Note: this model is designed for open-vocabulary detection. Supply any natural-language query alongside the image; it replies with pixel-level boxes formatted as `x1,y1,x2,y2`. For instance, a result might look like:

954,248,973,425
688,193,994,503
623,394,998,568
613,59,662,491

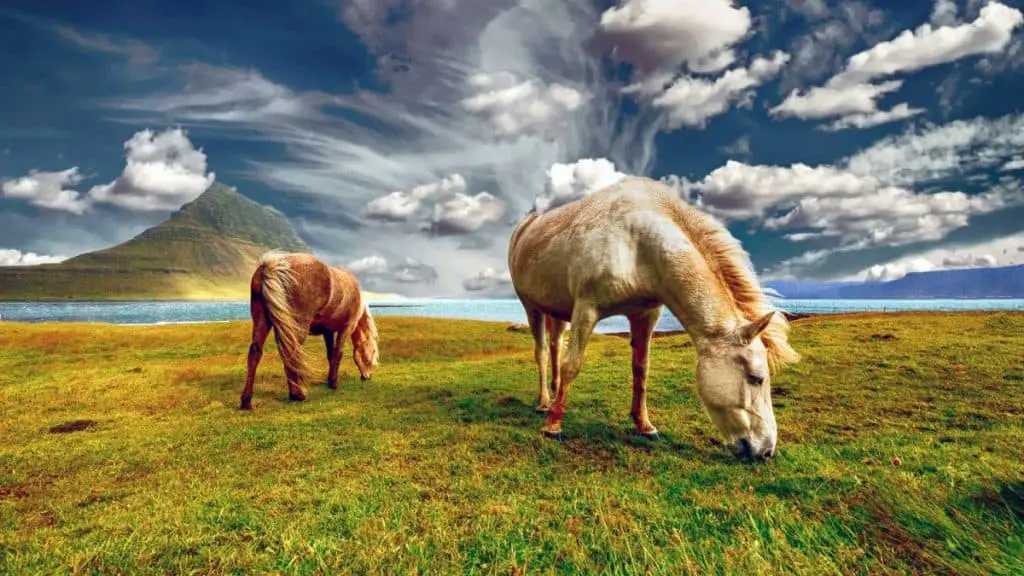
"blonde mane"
669,203,800,373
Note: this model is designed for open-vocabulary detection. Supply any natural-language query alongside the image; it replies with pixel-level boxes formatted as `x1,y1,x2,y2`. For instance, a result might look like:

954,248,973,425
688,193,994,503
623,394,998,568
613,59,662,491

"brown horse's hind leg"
542,301,599,439
241,296,271,410
326,329,343,389
628,307,662,439
524,305,551,412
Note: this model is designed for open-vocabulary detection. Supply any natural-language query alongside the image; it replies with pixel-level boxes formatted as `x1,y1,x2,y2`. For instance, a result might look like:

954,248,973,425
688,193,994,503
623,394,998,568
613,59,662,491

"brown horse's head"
352,304,379,380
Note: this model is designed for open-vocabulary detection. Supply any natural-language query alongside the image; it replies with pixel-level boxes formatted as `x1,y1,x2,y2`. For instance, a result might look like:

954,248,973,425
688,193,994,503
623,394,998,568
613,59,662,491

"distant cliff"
764,264,1024,299
0,182,379,301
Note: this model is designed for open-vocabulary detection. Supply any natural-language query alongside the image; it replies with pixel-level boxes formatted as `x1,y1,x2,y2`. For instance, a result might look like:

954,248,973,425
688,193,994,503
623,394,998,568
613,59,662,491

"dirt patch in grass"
854,333,898,343
0,485,30,500
974,481,1024,522
48,419,97,434
857,497,956,576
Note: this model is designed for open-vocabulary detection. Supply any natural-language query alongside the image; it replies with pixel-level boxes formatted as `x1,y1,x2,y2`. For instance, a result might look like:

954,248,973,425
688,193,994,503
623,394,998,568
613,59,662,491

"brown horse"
240,251,380,410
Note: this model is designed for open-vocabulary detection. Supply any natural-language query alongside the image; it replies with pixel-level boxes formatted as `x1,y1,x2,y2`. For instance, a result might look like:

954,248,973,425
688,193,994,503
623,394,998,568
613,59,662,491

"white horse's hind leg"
524,305,551,412
628,307,662,439
541,301,599,439
547,316,567,399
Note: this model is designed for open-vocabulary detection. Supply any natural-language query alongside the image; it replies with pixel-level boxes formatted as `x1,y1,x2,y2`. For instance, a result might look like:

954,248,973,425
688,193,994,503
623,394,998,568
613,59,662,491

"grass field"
1,312,1022,575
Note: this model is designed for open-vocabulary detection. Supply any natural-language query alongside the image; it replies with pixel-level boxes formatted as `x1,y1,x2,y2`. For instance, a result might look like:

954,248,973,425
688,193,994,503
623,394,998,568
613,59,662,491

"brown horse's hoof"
638,431,660,441
542,430,564,442
536,405,551,414
240,398,252,411
327,381,339,390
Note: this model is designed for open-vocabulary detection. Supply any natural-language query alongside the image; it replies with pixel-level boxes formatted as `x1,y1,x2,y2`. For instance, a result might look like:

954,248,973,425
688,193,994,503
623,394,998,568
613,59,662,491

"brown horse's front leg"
628,308,661,439
241,298,270,410
326,329,343,389
542,301,599,440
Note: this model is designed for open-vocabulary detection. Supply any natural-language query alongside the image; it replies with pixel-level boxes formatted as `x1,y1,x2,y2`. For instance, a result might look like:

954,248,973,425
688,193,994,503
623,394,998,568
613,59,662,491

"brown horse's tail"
259,251,311,382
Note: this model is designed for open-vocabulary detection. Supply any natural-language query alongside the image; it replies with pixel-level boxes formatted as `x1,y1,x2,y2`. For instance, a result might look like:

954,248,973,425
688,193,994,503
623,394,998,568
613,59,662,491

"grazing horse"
507,176,800,461
240,251,380,410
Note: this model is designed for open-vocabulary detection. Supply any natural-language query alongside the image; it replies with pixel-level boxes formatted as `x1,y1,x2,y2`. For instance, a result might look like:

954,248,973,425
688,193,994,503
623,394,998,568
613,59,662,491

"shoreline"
602,311,819,339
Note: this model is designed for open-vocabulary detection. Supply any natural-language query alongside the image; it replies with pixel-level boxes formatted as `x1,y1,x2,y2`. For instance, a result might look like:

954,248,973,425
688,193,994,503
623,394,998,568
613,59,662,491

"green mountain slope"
0,183,313,301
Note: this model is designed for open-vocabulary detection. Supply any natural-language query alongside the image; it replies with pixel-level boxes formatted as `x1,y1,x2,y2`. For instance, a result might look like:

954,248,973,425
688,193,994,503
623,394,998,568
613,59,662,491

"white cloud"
460,73,587,140
596,0,752,75
0,248,68,266
689,157,1018,278
839,2,1021,83
942,253,998,268
462,266,513,292
694,160,878,221
534,157,627,212
1,167,91,214
823,103,927,131
347,255,389,276
430,192,505,235
648,51,790,130
346,254,438,285
863,257,937,281
777,2,888,94
931,0,960,27
363,173,504,234
1001,157,1024,171
772,2,1024,129
787,0,829,20
364,191,422,222
54,25,159,71
87,128,216,212
772,79,904,120
4,128,216,215
720,135,752,158
842,112,1024,187
849,230,1024,281
112,64,321,125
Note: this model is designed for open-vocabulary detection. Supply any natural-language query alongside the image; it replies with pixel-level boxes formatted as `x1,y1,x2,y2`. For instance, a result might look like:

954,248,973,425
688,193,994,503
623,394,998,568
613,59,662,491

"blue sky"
1,0,1023,297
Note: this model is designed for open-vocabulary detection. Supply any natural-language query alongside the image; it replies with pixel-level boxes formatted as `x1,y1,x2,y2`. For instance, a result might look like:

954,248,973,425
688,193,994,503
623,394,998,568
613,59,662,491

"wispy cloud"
772,2,1024,130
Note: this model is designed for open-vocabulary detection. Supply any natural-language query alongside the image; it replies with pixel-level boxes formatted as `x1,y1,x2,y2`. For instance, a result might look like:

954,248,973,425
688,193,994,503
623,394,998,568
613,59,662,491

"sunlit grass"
0,312,1022,574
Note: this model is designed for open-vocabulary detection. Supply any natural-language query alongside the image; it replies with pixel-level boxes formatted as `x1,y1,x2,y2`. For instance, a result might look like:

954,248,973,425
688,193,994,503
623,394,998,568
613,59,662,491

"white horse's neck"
667,255,744,344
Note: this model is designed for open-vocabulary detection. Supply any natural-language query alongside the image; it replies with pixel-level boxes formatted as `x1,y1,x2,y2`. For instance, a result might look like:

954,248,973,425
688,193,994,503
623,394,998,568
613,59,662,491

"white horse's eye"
746,372,764,386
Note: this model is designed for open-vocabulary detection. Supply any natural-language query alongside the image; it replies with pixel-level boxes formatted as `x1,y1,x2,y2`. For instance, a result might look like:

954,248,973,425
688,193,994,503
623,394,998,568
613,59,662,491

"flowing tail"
259,252,311,383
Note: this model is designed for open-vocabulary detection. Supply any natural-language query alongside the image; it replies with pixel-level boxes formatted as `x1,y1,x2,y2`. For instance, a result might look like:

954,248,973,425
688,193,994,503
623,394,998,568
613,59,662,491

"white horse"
507,176,800,461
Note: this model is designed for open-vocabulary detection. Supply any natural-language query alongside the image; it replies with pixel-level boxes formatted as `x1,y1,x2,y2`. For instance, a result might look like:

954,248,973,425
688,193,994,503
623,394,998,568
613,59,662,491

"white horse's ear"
741,311,775,344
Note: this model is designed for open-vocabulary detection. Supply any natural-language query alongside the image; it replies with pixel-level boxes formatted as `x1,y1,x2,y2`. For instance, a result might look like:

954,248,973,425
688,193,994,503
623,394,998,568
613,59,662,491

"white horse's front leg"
628,307,662,439
547,316,567,400
542,301,599,440
524,306,550,412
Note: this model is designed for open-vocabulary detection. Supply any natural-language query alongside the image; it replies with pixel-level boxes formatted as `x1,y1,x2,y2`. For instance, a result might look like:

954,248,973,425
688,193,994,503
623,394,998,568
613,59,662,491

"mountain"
764,264,1024,299
0,183,400,301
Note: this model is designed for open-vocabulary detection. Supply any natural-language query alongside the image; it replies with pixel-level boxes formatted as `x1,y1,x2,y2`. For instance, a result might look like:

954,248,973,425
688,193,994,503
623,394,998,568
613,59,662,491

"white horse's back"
509,177,697,314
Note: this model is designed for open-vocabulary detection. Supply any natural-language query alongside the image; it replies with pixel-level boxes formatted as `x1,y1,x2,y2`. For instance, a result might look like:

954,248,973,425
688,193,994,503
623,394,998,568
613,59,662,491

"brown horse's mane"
667,200,800,373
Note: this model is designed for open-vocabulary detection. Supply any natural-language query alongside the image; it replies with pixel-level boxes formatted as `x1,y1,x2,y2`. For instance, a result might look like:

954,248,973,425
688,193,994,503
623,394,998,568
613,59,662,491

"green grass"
1,311,1022,575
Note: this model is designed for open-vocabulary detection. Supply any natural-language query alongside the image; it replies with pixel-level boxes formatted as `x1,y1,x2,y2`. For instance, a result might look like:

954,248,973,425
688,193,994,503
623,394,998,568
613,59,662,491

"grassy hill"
0,312,1021,574
0,183,398,301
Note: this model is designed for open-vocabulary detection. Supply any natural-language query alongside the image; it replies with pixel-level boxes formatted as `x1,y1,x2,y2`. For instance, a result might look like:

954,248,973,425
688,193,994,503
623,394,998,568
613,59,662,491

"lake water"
1,298,1022,334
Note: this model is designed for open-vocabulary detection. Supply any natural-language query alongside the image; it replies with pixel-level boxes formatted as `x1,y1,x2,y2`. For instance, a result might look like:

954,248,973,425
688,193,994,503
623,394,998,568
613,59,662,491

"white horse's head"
695,311,778,462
